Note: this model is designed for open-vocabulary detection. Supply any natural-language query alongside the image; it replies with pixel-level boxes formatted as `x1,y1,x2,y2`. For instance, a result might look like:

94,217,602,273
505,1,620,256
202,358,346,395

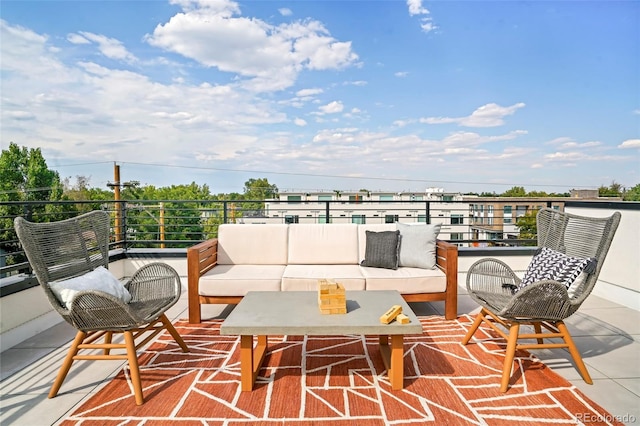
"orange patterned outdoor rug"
62,315,621,425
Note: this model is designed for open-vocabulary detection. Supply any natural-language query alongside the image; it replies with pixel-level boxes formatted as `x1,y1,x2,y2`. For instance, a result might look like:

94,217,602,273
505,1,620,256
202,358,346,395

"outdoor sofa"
187,223,458,323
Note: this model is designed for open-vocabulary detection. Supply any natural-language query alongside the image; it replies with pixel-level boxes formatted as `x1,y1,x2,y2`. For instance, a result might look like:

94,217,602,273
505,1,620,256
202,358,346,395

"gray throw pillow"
360,230,400,270
396,223,442,269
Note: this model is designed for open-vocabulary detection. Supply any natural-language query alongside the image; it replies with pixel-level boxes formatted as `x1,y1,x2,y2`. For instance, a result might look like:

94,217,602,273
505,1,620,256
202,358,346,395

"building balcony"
1,201,638,424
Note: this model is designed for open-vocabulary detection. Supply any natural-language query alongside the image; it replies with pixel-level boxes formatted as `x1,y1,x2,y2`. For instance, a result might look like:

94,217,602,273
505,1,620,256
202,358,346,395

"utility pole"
107,163,139,248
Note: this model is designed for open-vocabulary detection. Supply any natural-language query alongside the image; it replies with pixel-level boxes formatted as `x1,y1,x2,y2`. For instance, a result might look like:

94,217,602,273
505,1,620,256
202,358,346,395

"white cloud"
296,88,323,97
422,102,526,128
406,0,437,33
619,139,640,149
74,31,138,63
67,33,90,44
318,101,344,114
394,71,409,78
278,8,292,16
145,0,358,92
407,0,429,16
294,117,307,126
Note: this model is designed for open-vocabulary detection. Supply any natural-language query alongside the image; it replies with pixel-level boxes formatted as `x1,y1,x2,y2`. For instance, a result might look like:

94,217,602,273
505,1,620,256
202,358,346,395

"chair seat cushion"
517,247,593,292
49,266,132,309
199,264,285,297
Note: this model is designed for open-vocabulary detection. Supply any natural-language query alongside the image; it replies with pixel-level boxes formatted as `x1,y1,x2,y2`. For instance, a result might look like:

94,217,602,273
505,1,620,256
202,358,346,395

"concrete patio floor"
1,283,639,425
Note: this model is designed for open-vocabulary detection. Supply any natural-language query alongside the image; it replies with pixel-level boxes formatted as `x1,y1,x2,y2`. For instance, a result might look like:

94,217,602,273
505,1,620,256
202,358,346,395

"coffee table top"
220,290,423,336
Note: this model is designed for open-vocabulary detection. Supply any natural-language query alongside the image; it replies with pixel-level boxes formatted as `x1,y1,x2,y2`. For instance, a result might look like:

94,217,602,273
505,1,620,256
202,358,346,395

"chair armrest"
127,262,181,302
436,239,458,319
187,238,218,323
466,258,520,294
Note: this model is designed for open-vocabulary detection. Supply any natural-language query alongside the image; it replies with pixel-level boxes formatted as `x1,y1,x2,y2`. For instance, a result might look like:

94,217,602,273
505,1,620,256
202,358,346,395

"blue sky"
1,0,638,194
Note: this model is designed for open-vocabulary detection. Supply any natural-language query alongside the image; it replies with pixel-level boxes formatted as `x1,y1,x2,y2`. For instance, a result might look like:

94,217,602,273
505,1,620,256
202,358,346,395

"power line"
118,161,591,189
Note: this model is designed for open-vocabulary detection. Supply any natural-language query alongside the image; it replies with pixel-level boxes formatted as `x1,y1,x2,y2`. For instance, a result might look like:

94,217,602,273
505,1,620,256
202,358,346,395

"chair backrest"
535,208,621,297
14,211,111,310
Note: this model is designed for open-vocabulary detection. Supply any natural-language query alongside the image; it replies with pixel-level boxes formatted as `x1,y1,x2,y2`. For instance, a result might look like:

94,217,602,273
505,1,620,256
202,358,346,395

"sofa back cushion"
288,224,359,264
217,224,289,265
357,224,396,262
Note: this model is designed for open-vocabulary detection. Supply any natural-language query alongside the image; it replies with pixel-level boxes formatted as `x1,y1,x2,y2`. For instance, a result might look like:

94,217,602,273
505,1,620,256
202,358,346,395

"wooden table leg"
379,334,404,390
240,335,268,391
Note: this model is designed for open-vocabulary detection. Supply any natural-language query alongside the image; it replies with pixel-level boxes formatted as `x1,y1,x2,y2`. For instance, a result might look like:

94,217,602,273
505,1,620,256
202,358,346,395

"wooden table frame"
239,333,407,391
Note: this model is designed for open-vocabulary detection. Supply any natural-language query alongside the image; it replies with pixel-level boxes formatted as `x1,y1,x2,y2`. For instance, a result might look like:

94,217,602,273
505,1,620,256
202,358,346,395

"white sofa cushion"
282,264,365,291
360,266,446,293
199,264,285,296
287,224,359,264
217,224,289,265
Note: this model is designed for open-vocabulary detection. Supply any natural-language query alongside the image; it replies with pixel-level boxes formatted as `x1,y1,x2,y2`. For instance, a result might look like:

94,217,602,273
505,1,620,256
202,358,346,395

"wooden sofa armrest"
187,238,218,323
436,239,459,320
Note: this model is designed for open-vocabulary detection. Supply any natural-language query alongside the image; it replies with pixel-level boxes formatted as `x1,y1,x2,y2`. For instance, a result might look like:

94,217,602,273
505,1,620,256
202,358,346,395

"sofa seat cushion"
282,264,365,291
360,266,446,294
199,264,285,297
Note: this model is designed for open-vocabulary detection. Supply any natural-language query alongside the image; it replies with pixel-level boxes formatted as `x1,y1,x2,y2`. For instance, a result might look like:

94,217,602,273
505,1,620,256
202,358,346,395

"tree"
0,142,67,267
598,181,623,198
515,210,537,245
623,183,640,201
243,178,278,200
241,178,279,217
501,186,526,197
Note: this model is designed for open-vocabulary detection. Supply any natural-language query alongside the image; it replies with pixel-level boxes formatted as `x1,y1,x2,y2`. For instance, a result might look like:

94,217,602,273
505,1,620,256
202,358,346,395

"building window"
488,205,494,214
351,215,366,224
318,214,331,224
318,195,332,201
287,195,301,204
451,233,464,240
285,215,299,224
516,205,528,218
349,195,363,204
451,214,463,225
443,195,453,202
503,205,513,224
417,214,427,223
385,214,399,223
379,195,393,201
487,217,493,225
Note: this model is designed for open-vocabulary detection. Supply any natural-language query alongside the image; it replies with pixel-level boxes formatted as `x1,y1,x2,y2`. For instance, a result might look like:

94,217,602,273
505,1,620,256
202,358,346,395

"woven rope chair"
14,211,189,405
461,208,621,392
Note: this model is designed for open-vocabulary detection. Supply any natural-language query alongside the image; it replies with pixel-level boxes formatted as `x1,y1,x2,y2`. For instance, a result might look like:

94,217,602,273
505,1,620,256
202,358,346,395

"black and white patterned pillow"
517,247,592,293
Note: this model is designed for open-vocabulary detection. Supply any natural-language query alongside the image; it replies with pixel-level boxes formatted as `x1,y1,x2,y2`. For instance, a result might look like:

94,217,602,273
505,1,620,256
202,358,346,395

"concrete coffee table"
220,290,423,391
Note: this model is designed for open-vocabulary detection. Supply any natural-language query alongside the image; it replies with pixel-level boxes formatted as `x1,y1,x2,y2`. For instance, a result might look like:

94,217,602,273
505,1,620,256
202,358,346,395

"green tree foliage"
240,178,278,217
515,210,537,245
120,182,214,248
63,175,114,213
598,181,623,198
0,142,66,266
501,186,527,197
623,183,640,201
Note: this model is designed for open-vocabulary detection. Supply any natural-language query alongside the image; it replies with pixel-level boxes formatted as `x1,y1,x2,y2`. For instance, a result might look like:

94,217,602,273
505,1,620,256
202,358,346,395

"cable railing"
1,198,545,282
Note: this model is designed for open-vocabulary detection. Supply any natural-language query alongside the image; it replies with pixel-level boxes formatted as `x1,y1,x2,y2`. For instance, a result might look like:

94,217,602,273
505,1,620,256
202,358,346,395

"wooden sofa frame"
187,238,458,323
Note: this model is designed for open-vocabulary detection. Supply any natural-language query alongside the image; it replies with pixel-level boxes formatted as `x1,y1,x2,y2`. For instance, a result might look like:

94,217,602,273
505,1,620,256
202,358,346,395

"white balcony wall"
566,205,640,311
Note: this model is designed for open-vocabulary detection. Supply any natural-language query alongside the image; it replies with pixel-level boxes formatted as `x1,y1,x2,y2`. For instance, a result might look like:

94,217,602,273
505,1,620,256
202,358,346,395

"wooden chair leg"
557,321,593,384
461,308,486,345
159,314,189,353
104,331,113,355
49,331,86,399
124,331,144,405
500,322,520,392
533,322,544,344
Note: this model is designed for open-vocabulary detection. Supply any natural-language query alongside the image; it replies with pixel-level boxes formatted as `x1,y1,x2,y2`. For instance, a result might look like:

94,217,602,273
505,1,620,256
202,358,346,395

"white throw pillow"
396,223,442,269
49,266,131,309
